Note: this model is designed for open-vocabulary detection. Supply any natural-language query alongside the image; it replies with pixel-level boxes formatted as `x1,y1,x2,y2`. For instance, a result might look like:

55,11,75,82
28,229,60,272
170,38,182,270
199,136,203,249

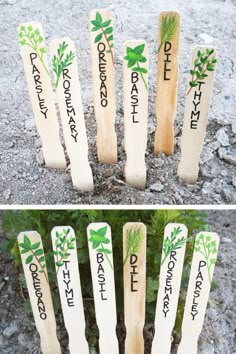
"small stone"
198,33,214,44
25,119,36,131
199,344,214,354
104,168,113,178
150,181,164,192
224,95,231,100
216,128,230,147
232,176,236,188
221,237,232,243
36,150,44,166
232,121,236,134
3,324,18,338
3,189,11,201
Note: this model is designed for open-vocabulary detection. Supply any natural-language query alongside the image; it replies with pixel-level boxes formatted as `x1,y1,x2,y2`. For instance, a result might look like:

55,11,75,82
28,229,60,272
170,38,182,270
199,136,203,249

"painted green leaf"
91,20,100,27
31,242,40,250
97,248,112,254
26,255,33,264
95,33,103,43
92,26,100,32
39,256,45,262
96,12,102,24
131,67,148,74
96,226,107,238
104,27,113,35
24,235,31,248
53,250,58,256
128,59,136,68
134,44,145,55
56,261,64,267
68,245,75,250
92,241,100,249
35,249,43,256
21,248,30,254
102,19,111,27
107,35,113,41
38,270,44,273
190,82,198,87
56,231,60,238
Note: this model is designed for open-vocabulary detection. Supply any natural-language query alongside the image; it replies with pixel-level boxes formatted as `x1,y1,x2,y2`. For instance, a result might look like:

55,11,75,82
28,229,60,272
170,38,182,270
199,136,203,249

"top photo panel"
0,0,235,205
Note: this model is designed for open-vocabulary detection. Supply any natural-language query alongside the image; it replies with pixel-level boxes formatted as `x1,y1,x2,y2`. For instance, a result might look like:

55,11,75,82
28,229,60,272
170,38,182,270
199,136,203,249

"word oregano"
19,235,48,283
88,226,113,270
91,12,114,65
158,14,177,53
195,234,218,284
18,25,49,76
161,226,185,266
123,226,143,266
187,48,217,95
124,44,148,90
52,41,75,87
53,228,75,274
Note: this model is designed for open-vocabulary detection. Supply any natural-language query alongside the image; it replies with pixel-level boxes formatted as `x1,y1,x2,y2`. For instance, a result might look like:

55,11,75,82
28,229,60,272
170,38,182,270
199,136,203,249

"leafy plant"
18,25,49,76
91,12,114,65
161,226,186,266
124,44,148,90
194,233,218,284
52,41,75,87
53,228,75,274
158,14,177,53
88,226,113,270
123,226,143,266
19,235,48,283
187,48,217,95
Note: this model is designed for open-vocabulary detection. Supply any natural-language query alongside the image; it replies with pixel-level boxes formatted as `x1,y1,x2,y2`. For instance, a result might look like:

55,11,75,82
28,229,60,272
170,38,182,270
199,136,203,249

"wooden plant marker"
151,223,188,354
123,223,147,354
18,22,66,169
177,232,220,354
51,226,89,354
50,38,94,191
177,46,218,183
87,223,119,354
90,9,117,164
123,41,149,189
154,11,181,156
17,231,61,354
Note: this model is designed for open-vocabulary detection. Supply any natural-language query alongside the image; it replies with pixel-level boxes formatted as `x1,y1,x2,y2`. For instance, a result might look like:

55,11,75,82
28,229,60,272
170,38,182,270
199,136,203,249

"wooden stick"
154,11,181,156
177,46,217,183
50,38,94,191
90,9,117,164
123,40,149,189
123,222,147,354
87,223,119,354
177,232,220,354
17,231,61,354
18,22,66,169
51,226,89,354
151,223,187,354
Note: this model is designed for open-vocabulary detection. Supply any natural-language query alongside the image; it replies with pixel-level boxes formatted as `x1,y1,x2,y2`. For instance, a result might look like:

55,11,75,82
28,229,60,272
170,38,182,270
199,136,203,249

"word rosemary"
161,226,185,266
18,25,49,76
188,49,217,95
19,235,48,283
91,12,114,65
88,226,113,270
53,228,75,274
158,14,177,54
52,41,75,87
124,44,148,90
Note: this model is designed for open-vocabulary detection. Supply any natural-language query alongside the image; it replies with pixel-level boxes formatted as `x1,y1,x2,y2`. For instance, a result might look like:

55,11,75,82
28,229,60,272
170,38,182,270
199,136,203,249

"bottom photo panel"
0,209,235,354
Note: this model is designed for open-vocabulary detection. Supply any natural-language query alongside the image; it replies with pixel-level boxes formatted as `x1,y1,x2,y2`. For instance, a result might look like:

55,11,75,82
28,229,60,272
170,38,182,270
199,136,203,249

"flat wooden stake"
87,223,119,354
90,9,117,164
18,22,66,169
123,41,149,189
177,46,217,183
123,222,147,354
51,226,89,354
177,232,220,354
17,231,61,354
151,223,187,354
50,38,94,191
154,11,181,156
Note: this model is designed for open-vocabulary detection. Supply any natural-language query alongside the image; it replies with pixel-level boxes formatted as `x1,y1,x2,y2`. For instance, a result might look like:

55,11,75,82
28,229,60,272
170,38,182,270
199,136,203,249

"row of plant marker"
18,9,217,191
18,223,220,354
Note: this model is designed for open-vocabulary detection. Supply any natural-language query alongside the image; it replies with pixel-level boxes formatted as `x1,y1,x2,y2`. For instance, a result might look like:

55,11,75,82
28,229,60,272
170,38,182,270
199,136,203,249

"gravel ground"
0,0,236,205
0,209,235,354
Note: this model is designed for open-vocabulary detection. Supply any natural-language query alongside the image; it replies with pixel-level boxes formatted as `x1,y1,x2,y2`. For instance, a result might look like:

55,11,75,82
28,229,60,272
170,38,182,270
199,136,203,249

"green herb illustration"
187,48,217,95
91,12,114,65
88,226,113,270
195,234,218,284
53,228,75,274
161,227,185,266
19,235,48,283
124,44,148,90
158,14,177,54
123,226,143,266
52,41,75,88
18,25,50,76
